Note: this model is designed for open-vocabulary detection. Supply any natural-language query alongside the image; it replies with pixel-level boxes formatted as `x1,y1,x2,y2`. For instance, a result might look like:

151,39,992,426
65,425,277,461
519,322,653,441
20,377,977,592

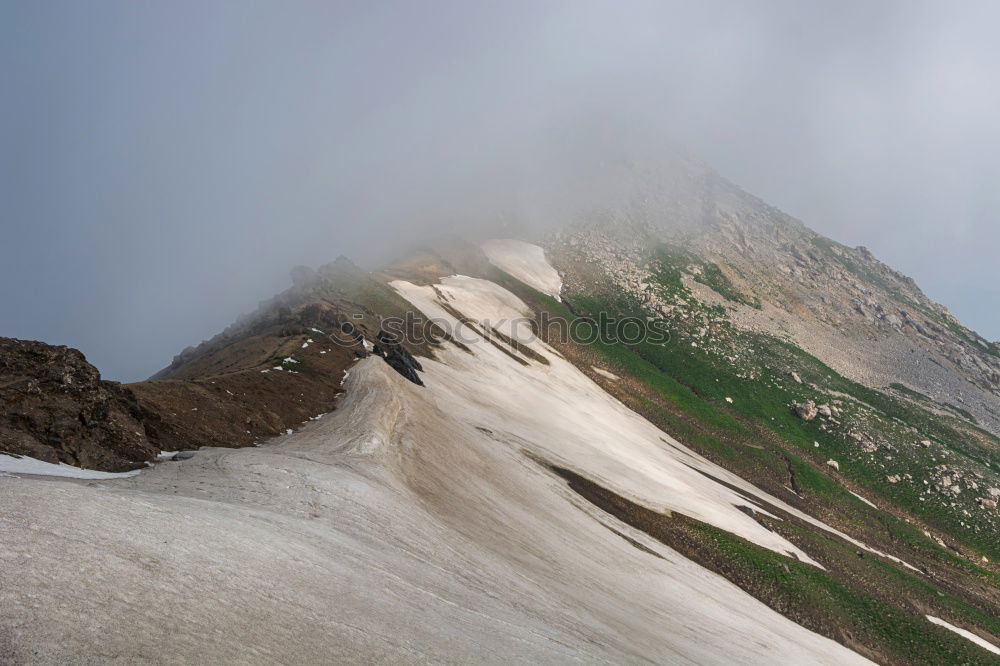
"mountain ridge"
3,161,1000,664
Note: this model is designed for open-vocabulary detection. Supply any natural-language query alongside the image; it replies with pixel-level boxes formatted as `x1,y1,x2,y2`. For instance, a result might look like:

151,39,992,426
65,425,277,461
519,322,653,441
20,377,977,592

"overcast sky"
3,1,999,381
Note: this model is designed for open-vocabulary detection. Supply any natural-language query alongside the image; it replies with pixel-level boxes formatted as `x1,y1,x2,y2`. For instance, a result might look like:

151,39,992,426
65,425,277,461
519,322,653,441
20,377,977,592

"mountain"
2,161,999,665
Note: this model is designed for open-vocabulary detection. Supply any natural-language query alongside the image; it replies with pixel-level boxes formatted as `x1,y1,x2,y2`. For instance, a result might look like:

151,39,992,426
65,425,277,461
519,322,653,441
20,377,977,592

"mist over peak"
3,1,999,380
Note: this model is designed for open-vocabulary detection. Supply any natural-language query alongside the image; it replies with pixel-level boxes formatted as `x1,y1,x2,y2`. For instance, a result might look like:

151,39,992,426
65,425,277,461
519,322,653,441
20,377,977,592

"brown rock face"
0,337,156,472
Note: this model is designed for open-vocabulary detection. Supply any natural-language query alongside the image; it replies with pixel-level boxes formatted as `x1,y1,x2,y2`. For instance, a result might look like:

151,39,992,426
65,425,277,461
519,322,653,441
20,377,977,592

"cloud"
3,0,999,381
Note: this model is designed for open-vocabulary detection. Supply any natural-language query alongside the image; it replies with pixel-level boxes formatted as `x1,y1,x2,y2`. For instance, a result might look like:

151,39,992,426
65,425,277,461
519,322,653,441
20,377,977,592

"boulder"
793,401,818,421
373,329,424,386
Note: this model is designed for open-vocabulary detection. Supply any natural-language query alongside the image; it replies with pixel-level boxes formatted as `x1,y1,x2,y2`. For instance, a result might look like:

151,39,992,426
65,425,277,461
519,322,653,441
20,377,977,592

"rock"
793,401,818,421
790,371,803,384
816,404,833,418
0,337,156,472
373,329,424,386
826,459,840,472
920,440,932,448
172,451,197,461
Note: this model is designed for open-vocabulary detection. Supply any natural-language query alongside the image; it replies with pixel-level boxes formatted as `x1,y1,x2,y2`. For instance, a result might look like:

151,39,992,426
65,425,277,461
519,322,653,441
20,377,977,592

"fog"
3,1,999,381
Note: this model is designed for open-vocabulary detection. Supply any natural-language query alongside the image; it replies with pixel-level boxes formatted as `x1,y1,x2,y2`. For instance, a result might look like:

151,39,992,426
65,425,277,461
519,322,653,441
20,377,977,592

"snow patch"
482,239,562,301
591,366,619,380
0,454,140,480
848,490,878,510
926,615,1000,656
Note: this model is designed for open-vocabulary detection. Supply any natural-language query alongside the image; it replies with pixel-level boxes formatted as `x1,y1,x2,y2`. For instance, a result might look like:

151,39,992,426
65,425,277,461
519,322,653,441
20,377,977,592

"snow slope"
392,275,918,570
0,356,869,665
1,258,880,663
393,275,822,564
482,238,563,300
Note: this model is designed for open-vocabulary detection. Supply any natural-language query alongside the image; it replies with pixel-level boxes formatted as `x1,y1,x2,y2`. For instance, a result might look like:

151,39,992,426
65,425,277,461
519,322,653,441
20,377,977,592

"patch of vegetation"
891,382,933,403
651,244,760,308
695,261,762,309
944,403,980,425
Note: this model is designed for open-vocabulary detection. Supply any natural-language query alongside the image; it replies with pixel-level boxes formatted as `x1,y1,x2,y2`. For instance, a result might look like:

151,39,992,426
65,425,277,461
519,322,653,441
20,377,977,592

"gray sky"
3,1,999,381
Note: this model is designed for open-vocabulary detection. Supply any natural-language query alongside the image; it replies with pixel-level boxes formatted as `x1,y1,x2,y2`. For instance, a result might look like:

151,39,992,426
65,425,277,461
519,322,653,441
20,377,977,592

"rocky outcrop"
0,338,156,472
374,329,424,386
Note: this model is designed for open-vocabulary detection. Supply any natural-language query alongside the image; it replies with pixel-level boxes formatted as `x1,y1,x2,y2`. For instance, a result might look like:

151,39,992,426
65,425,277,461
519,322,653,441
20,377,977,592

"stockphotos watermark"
331,311,672,348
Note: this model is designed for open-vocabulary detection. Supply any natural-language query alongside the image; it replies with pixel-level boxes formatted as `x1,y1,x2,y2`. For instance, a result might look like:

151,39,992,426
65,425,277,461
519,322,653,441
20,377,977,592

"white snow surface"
0,454,140,479
849,489,879,509
591,365,620,380
926,615,1000,656
392,276,911,571
1,274,886,664
482,238,562,300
